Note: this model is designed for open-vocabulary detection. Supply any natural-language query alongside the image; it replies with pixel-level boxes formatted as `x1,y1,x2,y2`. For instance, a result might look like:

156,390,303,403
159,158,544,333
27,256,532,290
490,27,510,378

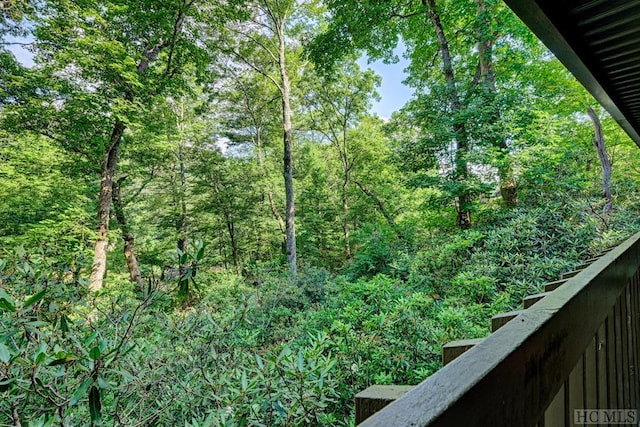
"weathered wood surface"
355,385,415,424
523,292,550,309
561,269,582,280
359,232,640,427
491,309,524,332
544,279,568,292
442,338,484,366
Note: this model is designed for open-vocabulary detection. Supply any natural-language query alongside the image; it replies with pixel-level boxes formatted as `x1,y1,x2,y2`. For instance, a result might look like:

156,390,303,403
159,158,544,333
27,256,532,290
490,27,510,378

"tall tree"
587,106,613,215
112,177,143,286
3,0,224,290
219,72,287,244
424,0,471,228
474,0,517,206
303,61,380,257
310,0,475,228
221,0,319,277
311,0,530,227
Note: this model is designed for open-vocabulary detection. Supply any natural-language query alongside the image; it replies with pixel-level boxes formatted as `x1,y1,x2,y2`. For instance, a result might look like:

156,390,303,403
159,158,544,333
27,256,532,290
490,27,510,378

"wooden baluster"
607,308,618,409
596,323,607,410
584,336,597,410
567,356,585,425
544,384,565,427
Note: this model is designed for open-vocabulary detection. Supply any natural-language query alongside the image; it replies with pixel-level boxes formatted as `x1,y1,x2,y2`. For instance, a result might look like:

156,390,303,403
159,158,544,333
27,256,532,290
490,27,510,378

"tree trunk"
177,141,189,253
341,134,352,259
354,180,404,240
587,106,613,215
342,178,351,259
212,179,239,270
277,23,297,279
255,128,287,236
11,405,20,427
112,178,143,287
89,119,125,292
425,0,472,229
87,6,189,292
475,0,517,206
225,214,239,269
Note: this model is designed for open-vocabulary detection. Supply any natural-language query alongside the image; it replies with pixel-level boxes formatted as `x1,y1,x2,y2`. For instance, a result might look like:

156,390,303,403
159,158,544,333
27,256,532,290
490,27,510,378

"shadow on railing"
356,233,640,426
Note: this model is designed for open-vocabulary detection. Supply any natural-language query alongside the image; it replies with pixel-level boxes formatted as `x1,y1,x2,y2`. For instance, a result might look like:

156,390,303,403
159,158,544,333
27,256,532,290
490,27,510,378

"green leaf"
60,314,69,333
84,331,98,346
119,343,137,358
296,350,304,372
48,355,77,366
89,385,102,424
115,369,135,382
22,289,47,309
274,401,286,417
97,376,110,389
195,242,205,261
89,346,101,360
0,289,16,312
241,370,247,390
34,342,47,365
202,412,216,427
0,329,18,344
69,378,91,406
0,342,10,363
26,321,48,328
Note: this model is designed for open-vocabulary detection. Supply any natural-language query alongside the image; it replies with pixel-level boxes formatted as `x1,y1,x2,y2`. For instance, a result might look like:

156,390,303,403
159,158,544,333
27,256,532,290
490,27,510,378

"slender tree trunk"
177,142,188,253
112,178,143,286
257,136,287,256
89,119,125,292
277,24,297,279
475,0,517,206
342,177,351,259
255,129,287,235
225,214,239,269
587,106,613,214
212,179,239,270
340,125,352,259
354,180,404,240
11,405,20,427
425,0,471,229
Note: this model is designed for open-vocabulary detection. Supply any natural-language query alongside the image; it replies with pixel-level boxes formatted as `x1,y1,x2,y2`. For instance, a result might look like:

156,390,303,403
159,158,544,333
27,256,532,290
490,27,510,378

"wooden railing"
357,232,640,426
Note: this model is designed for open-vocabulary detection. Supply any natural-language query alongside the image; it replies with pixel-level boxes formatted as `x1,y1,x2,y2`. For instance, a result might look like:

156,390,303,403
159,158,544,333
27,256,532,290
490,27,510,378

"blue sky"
357,48,413,118
4,36,34,67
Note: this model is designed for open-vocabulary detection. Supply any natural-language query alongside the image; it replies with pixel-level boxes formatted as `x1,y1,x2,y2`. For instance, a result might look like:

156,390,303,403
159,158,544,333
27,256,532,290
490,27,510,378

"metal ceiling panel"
504,0,640,146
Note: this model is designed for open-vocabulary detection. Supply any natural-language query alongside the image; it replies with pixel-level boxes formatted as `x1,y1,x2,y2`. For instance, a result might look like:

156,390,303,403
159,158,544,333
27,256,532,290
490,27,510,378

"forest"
2,0,640,425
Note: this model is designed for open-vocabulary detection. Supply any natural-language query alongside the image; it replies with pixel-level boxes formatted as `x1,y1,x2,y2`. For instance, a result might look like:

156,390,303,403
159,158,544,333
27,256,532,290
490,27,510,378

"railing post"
355,385,414,424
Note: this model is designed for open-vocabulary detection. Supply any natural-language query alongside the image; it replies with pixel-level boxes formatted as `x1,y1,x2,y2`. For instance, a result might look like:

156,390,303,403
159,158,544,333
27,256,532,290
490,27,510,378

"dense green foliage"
3,192,640,425
3,0,640,425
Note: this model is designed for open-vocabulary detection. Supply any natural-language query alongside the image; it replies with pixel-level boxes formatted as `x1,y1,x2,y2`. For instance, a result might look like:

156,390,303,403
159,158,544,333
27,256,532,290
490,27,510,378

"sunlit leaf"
0,342,10,363
22,289,47,309
69,378,91,406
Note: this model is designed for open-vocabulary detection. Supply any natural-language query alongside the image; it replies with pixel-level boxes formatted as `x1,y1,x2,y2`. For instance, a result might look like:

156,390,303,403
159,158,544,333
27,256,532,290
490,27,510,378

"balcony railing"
357,232,640,426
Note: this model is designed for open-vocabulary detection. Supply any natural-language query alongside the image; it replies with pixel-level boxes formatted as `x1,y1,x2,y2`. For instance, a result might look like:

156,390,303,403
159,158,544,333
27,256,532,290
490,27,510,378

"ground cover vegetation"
2,0,640,425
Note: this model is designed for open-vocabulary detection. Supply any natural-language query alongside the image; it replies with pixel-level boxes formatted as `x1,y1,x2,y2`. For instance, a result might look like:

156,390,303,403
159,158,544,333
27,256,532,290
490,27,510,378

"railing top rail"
360,232,640,427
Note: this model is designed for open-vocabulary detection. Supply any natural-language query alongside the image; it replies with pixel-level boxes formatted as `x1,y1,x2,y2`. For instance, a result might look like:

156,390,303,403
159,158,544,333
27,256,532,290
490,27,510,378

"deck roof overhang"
503,0,640,147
